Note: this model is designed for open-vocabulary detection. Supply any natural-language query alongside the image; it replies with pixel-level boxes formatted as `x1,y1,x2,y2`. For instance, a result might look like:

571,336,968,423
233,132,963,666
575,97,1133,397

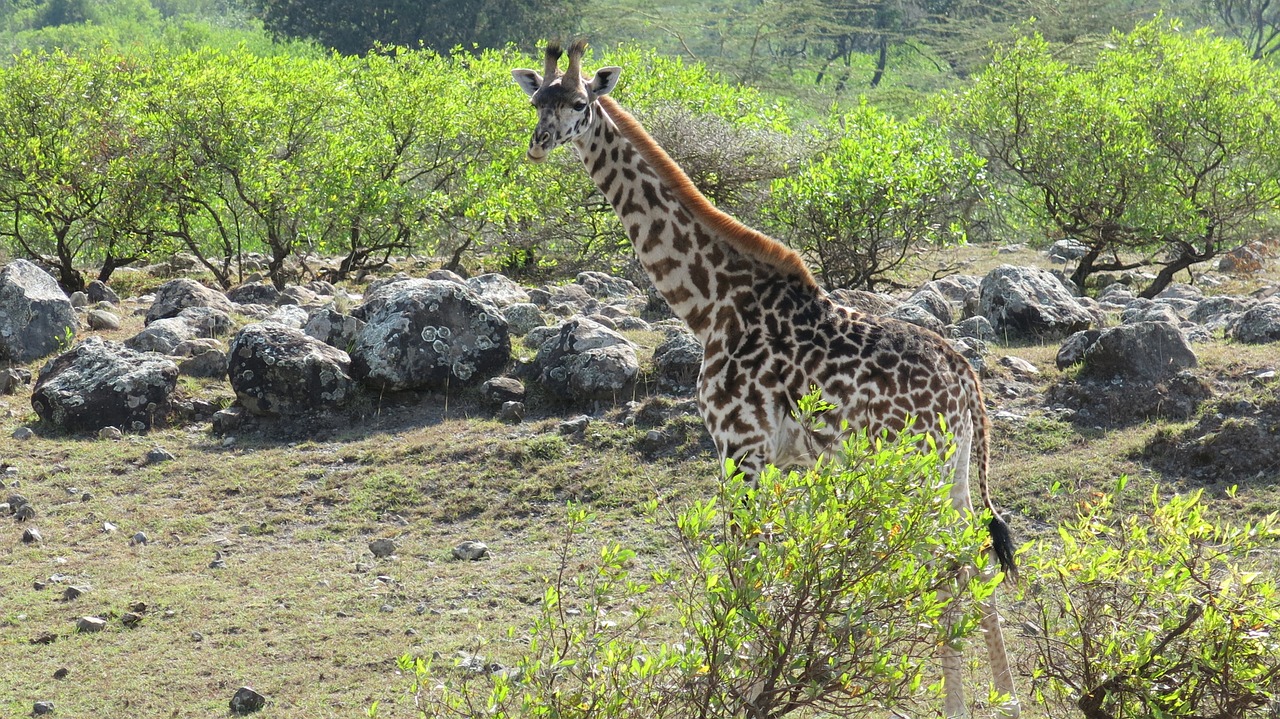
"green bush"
396,425,999,719
1016,478,1280,719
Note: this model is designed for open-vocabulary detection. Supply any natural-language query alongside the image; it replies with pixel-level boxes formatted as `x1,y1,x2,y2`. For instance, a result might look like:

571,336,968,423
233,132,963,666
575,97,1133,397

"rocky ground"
1,242,1278,717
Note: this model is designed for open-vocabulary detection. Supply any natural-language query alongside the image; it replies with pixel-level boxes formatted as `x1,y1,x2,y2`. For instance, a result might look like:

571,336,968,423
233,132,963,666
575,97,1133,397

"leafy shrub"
1016,478,1280,719
765,103,985,292
397,426,999,719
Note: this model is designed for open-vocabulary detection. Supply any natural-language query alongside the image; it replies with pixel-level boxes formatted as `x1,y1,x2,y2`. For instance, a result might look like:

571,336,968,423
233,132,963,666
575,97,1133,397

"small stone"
451,540,489,561
103,522,118,533
14,503,35,521
13,426,34,441
209,551,227,569
121,612,144,628
191,631,204,642
368,538,396,558
53,667,69,680
128,601,148,614
380,604,395,612
33,580,47,590
33,700,55,715
145,447,176,464
130,532,148,546
0,503,8,515
22,527,42,544
98,426,123,441
558,415,590,435
229,686,266,715
62,585,89,601
30,632,57,645
76,616,107,633
498,401,525,423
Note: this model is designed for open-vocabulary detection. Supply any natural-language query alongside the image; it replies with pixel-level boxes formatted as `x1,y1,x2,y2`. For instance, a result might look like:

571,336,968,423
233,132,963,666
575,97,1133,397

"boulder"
886,303,947,336
1079,322,1197,381
652,330,703,393
226,281,281,306
125,317,195,355
1055,329,1103,370
1047,238,1090,263
145,279,234,324
86,309,122,331
31,337,178,432
266,304,309,329
278,285,320,307
303,308,365,350
1190,296,1250,328
978,265,1094,341
466,273,530,308
827,288,897,315
350,279,510,391
0,259,78,363
575,271,639,299
534,317,638,401
902,286,953,325
501,303,547,337
952,316,996,342
85,280,120,305
1227,301,1280,344
228,323,357,416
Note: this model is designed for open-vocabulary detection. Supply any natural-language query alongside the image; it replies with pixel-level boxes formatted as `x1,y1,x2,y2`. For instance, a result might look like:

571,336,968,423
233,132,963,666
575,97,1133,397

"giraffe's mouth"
526,147,549,163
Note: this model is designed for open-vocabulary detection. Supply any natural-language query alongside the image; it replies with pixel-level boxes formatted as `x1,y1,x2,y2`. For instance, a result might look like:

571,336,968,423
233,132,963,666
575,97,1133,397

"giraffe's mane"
597,95,819,292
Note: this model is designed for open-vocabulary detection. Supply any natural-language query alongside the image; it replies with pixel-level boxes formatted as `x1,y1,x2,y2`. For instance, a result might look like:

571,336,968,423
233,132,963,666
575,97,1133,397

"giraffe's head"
511,40,620,163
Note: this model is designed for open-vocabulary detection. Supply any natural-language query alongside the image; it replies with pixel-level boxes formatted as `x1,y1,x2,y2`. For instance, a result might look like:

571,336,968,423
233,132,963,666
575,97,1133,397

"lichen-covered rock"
228,323,357,416
350,279,510,391
303,308,365,350
887,302,948,336
501,303,547,337
226,281,281,306
1080,322,1197,381
575,271,639,299
978,265,1094,340
266,304,309,329
652,330,702,393
903,285,955,325
1227,300,1280,344
466,273,529,308
0,259,77,363
535,317,638,401
31,337,178,432
145,279,234,324
1055,329,1103,370
125,317,195,355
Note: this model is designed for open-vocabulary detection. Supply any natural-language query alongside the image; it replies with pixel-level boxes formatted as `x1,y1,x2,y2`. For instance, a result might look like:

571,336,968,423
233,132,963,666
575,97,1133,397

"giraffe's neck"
572,107,727,339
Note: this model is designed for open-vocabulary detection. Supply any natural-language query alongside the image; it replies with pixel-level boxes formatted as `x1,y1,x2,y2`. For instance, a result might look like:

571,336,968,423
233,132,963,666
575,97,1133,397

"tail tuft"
988,514,1018,582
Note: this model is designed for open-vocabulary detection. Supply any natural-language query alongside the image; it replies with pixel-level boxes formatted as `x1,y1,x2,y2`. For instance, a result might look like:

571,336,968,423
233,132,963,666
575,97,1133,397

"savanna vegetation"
2,1,1280,718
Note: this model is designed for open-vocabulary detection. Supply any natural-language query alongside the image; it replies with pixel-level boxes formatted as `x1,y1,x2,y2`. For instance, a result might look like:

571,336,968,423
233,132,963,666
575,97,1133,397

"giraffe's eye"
573,102,588,112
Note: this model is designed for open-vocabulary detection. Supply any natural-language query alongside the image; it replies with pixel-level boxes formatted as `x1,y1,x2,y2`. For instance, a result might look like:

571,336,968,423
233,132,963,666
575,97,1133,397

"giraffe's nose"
533,130,552,148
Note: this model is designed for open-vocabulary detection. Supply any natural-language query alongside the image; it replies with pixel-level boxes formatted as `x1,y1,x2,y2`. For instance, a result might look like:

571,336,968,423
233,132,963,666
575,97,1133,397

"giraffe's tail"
971,374,1018,583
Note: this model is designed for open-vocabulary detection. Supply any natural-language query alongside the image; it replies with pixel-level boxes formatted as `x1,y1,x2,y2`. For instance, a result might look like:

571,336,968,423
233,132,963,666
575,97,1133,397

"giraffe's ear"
511,69,542,98
588,67,621,98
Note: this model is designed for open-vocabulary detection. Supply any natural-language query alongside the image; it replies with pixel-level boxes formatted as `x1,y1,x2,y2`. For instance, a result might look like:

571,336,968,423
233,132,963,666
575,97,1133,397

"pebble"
13,426,34,440
191,631,204,642
62,586,89,601
368,538,396,558
98,426,123,441
130,532,148,546
33,701,54,715
103,522,118,533
229,686,266,715
121,612,144,628
14,503,35,521
145,447,176,464
53,667,68,680
498,401,525,423
22,527,42,544
558,415,590,435
209,551,227,569
451,540,489,561
76,616,107,633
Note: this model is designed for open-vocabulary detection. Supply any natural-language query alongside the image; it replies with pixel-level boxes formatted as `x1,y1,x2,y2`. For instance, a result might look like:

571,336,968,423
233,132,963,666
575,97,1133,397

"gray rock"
1190,296,1250,327
279,284,320,307
559,415,591,435
212,407,245,435
131,532,148,546
0,367,28,394
266,304,310,329
145,447,175,464
15,503,35,521
501,303,546,337
22,527,41,544
828,288,898,315
229,323,358,416
482,377,526,404
466,273,530,308
426,269,466,284
903,286,953,325
949,336,988,376
230,686,266,715
176,306,233,337
452,540,489,561
226,281,281,306
69,291,89,308
0,259,78,363
1047,238,1090,263
1080,322,1197,381
534,318,638,401
979,265,1094,340
144,278,234,324
350,279,510,391
125,317,195,354
998,355,1040,379
1227,301,1280,344
86,309,122,331
1123,303,1181,325
62,585,88,601
85,280,120,305
575,271,638,299
498,401,525,423
652,330,702,393
178,349,228,379
31,337,178,432
1056,330,1103,370
952,316,996,342
76,616,106,632
303,308,365,350
33,701,55,715
98,426,123,441
616,316,652,332
13,426,35,440
368,538,397,558
886,303,948,336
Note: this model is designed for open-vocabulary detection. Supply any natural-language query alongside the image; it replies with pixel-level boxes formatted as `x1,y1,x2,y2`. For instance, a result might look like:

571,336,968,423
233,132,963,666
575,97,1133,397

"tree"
1211,0,1280,58
251,0,583,56
949,22,1280,297
765,103,985,292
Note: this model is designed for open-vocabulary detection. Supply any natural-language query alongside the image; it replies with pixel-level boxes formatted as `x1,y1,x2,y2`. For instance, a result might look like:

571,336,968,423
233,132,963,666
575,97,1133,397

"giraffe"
512,40,1020,718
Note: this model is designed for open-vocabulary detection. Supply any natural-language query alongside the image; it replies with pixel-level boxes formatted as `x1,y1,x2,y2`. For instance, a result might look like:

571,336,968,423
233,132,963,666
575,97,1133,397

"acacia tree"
765,104,984,292
949,22,1280,297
